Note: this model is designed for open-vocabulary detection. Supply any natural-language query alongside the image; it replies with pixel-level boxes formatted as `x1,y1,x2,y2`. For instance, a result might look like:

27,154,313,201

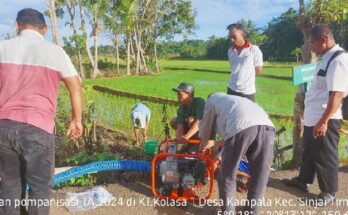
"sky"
0,0,299,44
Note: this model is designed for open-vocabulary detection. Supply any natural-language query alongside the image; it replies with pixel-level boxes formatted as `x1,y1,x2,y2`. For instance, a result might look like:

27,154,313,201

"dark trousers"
298,119,341,193
227,88,255,102
0,119,55,215
218,125,275,214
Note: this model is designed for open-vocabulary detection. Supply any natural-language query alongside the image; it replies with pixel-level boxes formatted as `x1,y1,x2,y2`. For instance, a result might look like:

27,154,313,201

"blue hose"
54,160,150,186
0,160,150,195
238,160,249,173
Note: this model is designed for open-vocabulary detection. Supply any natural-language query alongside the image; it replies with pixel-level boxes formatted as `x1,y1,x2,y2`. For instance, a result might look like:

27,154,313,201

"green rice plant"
160,59,294,77
85,69,296,115
57,86,348,162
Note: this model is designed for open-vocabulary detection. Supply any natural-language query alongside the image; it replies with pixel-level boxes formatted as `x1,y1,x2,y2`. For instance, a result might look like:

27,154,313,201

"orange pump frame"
151,138,215,201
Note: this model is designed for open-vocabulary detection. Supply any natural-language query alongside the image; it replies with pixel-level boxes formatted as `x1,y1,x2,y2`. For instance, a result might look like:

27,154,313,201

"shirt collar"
321,44,341,61
19,29,45,40
232,40,250,50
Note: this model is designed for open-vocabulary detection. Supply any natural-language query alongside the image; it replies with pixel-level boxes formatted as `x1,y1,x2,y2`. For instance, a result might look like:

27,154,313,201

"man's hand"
199,140,216,152
338,127,348,135
313,121,327,139
313,91,344,139
214,140,224,147
66,120,83,140
177,135,188,143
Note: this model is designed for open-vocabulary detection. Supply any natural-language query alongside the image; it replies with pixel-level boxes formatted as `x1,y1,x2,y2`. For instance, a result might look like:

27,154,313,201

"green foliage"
206,36,230,60
179,40,207,58
66,150,121,166
85,62,296,115
68,174,96,187
291,47,302,63
63,149,121,187
155,0,197,40
63,34,85,58
261,8,303,61
236,19,268,45
306,0,348,24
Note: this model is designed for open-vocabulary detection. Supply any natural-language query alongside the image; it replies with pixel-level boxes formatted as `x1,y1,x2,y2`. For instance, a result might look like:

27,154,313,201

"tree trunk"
130,34,136,62
91,3,100,78
114,35,120,76
78,0,95,72
140,48,148,73
92,33,100,78
46,0,61,46
154,41,160,73
77,52,85,79
292,0,318,168
134,29,141,75
65,0,85,79
126,35,131,76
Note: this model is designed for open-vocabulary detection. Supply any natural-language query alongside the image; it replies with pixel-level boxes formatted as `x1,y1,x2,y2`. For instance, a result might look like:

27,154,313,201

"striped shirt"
0,30,78,133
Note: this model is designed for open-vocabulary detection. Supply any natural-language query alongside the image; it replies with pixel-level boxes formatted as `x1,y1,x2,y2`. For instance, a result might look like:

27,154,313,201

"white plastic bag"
65,186,114,212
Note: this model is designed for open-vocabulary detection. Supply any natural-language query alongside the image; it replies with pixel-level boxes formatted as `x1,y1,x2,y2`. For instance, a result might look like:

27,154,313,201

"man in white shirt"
227,23,263,102
199,93,275,214
283,24,348,206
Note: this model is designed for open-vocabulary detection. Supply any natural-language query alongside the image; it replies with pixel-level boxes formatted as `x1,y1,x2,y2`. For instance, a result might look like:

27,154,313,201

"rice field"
85,70,296,115
56,59,348,162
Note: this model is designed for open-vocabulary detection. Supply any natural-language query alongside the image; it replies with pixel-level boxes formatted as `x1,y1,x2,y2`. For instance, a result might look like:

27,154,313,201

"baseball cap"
172,82,194,94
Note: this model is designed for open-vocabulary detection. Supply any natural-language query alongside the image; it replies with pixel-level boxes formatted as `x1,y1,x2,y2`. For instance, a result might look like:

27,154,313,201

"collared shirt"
176,97,205,125
131,103,150,115
304,45,348,126
131,103,151,119
227,42,263,95
130,103,151,128
199,93,274,148
0,30,78,133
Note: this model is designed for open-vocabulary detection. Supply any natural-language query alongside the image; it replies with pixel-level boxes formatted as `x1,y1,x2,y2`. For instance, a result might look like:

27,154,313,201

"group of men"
0,7,348,215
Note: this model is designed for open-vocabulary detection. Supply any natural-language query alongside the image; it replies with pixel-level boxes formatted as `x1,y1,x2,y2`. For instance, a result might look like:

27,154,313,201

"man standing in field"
283,24,348,206
0,8,83,215
130,103,151,146
199,93,275,214
170,82,205,142
227,23,263,102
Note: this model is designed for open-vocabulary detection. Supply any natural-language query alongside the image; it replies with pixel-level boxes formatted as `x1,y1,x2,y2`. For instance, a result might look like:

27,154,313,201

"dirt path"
50,165,348,215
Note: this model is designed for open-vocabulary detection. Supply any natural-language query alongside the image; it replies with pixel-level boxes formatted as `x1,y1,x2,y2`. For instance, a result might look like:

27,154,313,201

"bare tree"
78,0,95,73
65,0,85,79
46,0,61,46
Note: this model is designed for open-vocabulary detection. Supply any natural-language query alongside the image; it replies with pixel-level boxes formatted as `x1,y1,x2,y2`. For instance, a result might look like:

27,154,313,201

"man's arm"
253,45,263,75
183,119,199,140
313,91,343,138
199,102,215,150
63,76,83,140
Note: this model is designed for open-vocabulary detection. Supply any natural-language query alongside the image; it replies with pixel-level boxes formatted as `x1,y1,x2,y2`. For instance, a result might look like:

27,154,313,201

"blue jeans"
0,119,55,215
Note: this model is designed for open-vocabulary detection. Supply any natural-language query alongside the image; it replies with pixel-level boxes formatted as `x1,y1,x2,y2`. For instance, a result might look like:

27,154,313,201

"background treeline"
152,8,348,61
42,1,348,78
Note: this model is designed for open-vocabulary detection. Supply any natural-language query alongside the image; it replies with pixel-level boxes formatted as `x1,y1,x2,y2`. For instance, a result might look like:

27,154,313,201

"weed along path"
50,165,348,215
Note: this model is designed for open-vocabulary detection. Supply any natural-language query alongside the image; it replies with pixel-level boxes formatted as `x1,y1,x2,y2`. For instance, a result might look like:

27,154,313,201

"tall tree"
46,0,61,46
78,0,95,74
261,8,303,61
62,0,85,79
236,19,267,45
150,0,196,71
86,0,109,78
104,0,123,75
117,0,137,75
